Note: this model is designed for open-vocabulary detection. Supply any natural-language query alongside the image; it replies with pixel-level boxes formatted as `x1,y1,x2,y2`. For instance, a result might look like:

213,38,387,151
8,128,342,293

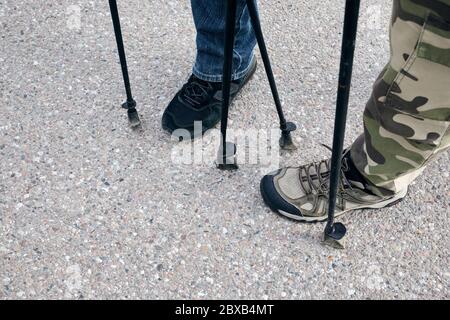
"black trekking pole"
217,0,297,170
323,0,360,249
108,0,141,127
246,0,297,150
217,0,239,170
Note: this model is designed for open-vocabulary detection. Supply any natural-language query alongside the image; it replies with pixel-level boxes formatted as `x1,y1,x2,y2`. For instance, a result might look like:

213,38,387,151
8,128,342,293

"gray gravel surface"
0,0,449,299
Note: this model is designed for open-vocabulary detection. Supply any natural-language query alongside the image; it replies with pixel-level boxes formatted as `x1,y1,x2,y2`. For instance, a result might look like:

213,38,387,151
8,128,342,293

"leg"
161,0,257,138
350,0,450,196
260,0,450,245
191,0,256,82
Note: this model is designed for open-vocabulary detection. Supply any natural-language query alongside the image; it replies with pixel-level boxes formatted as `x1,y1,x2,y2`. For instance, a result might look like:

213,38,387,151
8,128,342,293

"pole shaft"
109,0,133,102
325,0,360,232
246,0,287,128
220,0,238,159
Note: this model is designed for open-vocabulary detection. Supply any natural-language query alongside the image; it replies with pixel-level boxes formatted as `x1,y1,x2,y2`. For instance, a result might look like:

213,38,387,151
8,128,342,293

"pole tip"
216,142,238,170
279,122,298,150
322,222,347,249
128,109,141,128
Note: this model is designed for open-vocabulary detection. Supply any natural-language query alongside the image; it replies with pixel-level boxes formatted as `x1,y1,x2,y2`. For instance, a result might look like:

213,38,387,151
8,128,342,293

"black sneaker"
162,58,257,139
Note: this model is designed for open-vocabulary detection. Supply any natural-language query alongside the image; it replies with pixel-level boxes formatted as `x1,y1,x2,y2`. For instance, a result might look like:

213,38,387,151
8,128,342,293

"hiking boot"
260,150,408,222
161,58,257,139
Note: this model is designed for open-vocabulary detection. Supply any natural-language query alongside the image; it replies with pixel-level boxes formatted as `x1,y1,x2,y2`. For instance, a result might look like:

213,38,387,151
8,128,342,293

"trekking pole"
246,0,297,150
217,0,297,170
108,0,141,127
217,0,239,170
323,0,360,249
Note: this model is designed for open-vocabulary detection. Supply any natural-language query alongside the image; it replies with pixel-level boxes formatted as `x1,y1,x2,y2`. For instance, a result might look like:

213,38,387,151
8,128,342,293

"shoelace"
298,145,353,196
181,76,214,107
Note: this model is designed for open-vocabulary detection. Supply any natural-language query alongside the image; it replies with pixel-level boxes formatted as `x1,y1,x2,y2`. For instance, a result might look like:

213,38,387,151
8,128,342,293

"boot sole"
260,181,408,223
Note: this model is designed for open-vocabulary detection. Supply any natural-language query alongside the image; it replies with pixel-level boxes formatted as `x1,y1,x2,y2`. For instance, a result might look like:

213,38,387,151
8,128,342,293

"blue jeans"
191,0,257,82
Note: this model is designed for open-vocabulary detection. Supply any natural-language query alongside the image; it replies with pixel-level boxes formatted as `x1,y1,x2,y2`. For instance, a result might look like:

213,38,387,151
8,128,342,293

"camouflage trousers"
350,0,450,195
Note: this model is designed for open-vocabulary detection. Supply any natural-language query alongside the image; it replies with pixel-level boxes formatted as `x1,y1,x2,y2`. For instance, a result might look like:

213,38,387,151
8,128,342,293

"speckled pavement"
0,0,448,300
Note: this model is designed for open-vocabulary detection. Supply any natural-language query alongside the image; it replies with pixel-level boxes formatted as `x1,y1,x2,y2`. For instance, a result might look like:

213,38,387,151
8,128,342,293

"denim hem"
193,53,255,82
